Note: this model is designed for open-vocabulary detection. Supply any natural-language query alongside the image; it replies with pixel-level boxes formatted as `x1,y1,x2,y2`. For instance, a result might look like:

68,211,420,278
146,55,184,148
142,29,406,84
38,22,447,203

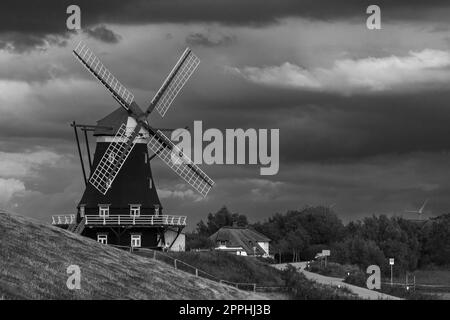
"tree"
185,232,215,250
196,206,248,236
420,214,450,266
346,236,385,268
285,207,345,245
285,227,310,262
252,206,345,262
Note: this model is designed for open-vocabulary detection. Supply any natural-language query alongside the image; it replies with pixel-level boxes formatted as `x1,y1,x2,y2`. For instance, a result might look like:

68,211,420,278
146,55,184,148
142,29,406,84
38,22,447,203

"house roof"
209,226,270,255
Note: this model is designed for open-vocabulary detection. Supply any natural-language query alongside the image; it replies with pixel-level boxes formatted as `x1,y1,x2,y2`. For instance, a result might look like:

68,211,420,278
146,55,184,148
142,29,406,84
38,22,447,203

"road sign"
389,258,394,265
322,250,330,256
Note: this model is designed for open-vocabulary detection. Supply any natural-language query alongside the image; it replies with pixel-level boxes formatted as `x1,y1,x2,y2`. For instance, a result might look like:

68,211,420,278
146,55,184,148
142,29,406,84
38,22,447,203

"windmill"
51,42,214,251
73,42,214,197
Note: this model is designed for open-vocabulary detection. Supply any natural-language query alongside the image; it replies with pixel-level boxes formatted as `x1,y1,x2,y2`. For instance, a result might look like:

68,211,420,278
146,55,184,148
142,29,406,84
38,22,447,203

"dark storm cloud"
0,32,68,53
2,44,450,166
110,49,450,166
83,25,121,44
276,90,450,163
190,78,450,162
1,0,450,51
186,32,236,47
0,33,46,53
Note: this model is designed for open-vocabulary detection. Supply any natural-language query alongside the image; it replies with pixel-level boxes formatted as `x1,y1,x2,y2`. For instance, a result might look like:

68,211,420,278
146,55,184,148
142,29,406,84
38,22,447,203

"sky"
1,0,450,227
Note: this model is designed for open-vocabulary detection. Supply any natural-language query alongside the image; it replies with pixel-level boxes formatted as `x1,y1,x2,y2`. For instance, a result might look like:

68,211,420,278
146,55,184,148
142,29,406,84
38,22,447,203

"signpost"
322,250,331,268
389,258,394,286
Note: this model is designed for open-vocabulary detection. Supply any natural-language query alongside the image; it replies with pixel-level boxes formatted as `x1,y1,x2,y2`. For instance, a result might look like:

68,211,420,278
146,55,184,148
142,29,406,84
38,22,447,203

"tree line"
187,205,450,274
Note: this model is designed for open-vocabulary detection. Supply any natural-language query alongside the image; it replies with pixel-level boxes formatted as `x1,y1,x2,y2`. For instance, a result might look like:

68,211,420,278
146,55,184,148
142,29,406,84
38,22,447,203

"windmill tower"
52,42,214,251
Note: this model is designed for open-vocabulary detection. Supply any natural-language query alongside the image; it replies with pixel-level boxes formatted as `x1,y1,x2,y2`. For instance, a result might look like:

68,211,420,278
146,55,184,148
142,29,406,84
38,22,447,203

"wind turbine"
405,199,428,216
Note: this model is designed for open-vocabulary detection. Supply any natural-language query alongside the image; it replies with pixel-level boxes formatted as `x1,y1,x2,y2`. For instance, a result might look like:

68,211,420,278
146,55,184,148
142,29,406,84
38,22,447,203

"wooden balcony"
52,214,76,225
84,215,187,227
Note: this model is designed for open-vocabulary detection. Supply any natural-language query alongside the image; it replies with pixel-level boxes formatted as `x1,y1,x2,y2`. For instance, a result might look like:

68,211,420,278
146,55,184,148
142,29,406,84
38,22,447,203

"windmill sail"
147,130,214,197
73,42,134,111
147,48,200,117
73,42,213,197
89,123,140,195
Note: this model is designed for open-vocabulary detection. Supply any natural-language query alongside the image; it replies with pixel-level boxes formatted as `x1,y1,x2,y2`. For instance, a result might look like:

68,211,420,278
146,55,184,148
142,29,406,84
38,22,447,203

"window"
130,205,141,217
144,153,148,164
79,205,85,218
99,205,109,217
97,234,107,245
154,205,160,215
149,178,153,189
131,235,141,248
219,241,227,247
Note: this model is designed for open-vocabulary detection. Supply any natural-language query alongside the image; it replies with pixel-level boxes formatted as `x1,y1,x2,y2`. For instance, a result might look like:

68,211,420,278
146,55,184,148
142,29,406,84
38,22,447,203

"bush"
281,265,358,300
344,270,367,288
380,285,439,300
185,233,215,251
308,261,361,278
256,256,277,265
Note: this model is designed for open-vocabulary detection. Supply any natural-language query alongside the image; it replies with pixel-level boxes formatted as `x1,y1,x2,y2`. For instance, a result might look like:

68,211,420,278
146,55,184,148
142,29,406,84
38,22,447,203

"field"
0,210,265,300
394,268,450,299
413,269,450,286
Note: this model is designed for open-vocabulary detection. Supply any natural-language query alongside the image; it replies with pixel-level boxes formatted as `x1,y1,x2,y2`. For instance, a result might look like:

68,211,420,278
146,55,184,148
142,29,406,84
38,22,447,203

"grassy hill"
165,252,358,299
167,251,285,286
0,210,265,300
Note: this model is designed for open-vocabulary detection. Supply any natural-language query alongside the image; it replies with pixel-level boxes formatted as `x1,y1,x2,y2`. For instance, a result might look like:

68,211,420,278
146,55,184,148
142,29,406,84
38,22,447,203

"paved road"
273,262,402,300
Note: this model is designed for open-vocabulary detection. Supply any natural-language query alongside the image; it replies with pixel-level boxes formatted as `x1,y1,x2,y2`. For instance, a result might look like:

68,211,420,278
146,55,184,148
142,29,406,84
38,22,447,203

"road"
273,262,402,300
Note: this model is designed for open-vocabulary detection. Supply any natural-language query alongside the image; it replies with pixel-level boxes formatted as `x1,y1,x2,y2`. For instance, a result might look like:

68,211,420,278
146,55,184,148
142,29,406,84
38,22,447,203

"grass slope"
166,252,358,299
0,211,265,300
168,251,285,286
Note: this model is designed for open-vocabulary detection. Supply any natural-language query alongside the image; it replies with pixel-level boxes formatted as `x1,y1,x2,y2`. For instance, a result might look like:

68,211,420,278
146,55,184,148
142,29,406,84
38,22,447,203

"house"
209,226,271,257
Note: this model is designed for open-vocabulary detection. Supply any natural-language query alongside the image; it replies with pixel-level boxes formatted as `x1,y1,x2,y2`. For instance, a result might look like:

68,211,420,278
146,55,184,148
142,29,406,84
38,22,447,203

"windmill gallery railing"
51,214,76,225
84,215,187,226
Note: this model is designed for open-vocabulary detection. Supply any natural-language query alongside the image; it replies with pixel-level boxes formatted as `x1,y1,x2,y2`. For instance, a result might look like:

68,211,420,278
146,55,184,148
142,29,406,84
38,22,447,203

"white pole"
390,265,393,286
